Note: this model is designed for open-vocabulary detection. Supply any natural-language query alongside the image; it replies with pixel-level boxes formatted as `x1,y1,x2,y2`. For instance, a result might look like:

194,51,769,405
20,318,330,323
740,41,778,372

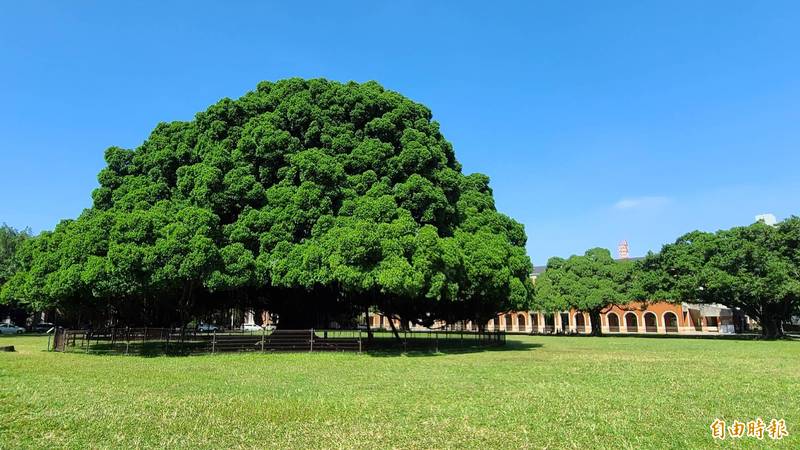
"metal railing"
51,327,505,355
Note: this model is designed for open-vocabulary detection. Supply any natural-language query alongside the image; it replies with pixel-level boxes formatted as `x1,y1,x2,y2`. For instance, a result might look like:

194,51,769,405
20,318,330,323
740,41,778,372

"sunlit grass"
1,334,797,448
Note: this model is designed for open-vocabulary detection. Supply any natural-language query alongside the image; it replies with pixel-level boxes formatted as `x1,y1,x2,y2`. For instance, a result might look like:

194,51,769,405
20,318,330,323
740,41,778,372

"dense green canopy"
533,248,636,335
639,217,800,338
1,79,533,328
0,223,30,286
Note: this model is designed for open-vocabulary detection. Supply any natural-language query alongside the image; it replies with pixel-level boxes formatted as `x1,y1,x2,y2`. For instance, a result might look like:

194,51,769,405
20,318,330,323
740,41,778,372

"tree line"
0,79,534,332
0,78,796,338
534,217,800,339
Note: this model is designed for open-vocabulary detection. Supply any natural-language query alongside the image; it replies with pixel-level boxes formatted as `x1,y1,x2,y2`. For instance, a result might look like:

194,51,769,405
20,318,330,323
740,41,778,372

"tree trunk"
386,314,402,342
589,309,603,336
178,282,195,331
760,314,785,339
364,306,373,340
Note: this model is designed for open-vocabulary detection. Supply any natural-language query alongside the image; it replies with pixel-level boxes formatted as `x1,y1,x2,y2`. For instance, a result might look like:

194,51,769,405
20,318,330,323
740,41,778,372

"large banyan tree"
1,79,533,329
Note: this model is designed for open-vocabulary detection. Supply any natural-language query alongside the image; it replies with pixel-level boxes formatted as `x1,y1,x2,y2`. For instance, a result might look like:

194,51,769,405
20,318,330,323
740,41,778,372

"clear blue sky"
2,1,799,265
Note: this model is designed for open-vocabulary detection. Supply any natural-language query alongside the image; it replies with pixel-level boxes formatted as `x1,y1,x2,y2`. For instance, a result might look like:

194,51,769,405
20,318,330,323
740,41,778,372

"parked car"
197,323,220,332
242,323,264,332
31,322,55,333
0,323,25,334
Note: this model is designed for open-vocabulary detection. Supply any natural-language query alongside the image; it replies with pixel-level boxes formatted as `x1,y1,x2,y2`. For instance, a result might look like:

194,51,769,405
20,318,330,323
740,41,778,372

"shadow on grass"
363,340,543,357
56,338,543,358
59,341,214,358
513,332,798,342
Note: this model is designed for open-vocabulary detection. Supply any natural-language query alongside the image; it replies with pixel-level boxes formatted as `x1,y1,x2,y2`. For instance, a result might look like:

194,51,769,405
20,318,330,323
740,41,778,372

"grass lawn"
1,334,798,449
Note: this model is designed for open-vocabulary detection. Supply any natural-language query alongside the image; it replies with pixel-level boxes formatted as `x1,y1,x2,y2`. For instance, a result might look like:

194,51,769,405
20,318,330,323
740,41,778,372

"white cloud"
613,196,671,210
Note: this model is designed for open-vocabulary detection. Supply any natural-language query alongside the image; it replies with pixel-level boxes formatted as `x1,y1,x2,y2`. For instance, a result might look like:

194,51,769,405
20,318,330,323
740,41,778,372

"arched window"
517,314,527,331
492,316,499,330
644,312,658,332
664,312,679,333
574,313,586,333
607,313,620,332
625,312,639,333
505,314,513,331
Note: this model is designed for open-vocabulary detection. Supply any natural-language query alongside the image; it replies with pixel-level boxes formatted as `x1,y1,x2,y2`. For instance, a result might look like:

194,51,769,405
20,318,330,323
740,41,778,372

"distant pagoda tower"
617,240,629,260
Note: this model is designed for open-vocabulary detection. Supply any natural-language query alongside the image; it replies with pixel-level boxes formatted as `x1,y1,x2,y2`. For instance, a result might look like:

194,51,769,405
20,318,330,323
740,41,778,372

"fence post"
47,333,51,351
309,329,314,353
261,326,266,353
212,330,216,354
125,327,130,355
358,329,362,354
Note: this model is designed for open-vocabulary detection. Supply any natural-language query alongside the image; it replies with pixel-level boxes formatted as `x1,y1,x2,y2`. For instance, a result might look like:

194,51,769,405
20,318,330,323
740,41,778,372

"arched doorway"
664,312,679,333
517,314,527,332
560,312,570,333
505,314,513,331
574,313,586,333
492,316,499,330
644,312,658,333
625,312,639,333
607,313,620,332
531,313,539,332
543,313,555,333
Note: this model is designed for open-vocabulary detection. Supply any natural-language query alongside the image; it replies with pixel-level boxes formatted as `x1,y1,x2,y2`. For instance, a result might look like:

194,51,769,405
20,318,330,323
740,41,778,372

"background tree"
533,248,635,336
1,79,533,329
0,223,31,286
0,223,32,323
639,218,800,339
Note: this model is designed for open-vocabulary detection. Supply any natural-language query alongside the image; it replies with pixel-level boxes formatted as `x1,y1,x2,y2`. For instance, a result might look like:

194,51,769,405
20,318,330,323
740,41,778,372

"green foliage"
0,223,31,286
533,248,636,335
640,217,800,338
1,79,533,327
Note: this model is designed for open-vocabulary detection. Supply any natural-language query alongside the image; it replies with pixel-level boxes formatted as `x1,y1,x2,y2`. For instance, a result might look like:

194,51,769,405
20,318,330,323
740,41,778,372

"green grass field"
1,334,797,449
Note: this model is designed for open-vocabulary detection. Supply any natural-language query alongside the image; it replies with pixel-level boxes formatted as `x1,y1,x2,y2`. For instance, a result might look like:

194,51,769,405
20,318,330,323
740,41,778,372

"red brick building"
369,301,744,335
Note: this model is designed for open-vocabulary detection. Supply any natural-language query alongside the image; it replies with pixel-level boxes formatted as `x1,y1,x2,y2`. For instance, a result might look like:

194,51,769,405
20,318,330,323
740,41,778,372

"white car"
197,323,220,332
242,323,264,332
0,323,25,334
